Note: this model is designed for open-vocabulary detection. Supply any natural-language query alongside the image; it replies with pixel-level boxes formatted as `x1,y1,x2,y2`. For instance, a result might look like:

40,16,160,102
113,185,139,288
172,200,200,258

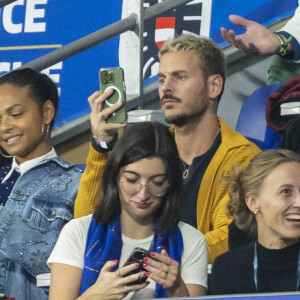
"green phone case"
99,67,127,123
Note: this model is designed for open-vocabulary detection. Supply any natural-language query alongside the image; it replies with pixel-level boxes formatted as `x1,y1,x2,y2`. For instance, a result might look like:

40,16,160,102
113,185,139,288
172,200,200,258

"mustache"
160,94,181,102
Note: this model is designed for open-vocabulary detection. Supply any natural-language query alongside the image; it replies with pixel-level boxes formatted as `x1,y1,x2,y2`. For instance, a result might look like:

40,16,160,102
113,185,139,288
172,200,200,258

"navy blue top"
0,165,20,207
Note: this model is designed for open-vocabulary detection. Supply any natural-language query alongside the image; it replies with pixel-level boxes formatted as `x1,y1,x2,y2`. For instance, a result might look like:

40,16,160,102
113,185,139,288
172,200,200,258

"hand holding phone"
99,67,127,123
122,247,150,285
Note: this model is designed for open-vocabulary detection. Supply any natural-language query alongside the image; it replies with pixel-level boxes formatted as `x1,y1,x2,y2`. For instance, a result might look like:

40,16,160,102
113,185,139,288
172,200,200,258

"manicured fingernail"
145,272,150,276
150,252,155,257
113,259,118,263
135,263,140,267
143,263,147,268
143,257,148,262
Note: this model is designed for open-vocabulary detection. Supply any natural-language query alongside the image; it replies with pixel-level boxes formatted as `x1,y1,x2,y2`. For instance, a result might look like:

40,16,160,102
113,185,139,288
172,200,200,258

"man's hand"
221,15,281,56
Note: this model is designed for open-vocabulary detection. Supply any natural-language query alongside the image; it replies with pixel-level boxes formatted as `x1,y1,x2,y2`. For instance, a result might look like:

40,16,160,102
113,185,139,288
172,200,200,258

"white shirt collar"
1,148,57,183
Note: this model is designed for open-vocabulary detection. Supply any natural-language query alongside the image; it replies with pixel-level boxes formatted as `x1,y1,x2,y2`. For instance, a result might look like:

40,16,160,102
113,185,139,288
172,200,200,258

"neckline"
253,240,300,291
257,240,300,265
122,234,154,244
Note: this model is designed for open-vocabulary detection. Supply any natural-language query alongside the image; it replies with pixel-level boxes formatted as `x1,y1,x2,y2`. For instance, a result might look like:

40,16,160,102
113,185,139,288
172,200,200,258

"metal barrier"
17,0,191,103
0,0,286,145
0,0,191,143
0,0,16,9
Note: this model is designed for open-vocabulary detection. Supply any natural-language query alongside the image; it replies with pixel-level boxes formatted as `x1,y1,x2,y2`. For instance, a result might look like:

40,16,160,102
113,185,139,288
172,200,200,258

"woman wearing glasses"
48,122,207,299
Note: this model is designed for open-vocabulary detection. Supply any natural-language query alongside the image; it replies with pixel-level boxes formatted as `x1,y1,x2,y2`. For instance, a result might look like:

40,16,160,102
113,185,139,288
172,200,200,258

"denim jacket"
0,157,82,299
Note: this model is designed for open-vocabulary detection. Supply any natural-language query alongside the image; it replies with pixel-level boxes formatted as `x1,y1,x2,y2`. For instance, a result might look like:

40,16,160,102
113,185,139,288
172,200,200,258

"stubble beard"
164,112,189,127
163,91,210,127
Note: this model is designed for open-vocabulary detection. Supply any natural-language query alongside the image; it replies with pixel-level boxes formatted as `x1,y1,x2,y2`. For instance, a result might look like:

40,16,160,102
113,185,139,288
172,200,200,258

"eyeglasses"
119,176,169,197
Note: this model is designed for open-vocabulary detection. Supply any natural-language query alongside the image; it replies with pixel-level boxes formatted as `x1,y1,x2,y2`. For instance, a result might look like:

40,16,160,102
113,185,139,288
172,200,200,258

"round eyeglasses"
119,177,169,197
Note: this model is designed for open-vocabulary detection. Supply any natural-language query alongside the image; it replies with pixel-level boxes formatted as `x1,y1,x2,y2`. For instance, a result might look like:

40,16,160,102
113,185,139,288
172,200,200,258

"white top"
280,0,300,55
48,214,208,299
1,147,57,183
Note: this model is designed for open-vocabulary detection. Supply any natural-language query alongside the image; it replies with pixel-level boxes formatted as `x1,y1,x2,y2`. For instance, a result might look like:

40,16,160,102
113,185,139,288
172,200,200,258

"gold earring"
0,147,13,158
254,210,258,215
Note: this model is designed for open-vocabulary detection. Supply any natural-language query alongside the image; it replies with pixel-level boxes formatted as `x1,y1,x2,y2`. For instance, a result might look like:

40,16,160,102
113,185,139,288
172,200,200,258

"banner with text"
0,0,297,129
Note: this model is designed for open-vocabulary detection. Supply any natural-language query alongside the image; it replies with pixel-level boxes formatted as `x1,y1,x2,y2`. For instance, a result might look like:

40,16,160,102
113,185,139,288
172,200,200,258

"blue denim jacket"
0,157,82,299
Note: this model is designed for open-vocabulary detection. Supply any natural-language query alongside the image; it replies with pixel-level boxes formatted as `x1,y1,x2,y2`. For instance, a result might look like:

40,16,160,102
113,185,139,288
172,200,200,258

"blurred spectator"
210,149,300,294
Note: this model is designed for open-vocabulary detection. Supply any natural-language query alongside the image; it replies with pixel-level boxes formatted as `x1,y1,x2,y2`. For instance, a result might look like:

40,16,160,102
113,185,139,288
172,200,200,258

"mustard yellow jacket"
74,118,261,263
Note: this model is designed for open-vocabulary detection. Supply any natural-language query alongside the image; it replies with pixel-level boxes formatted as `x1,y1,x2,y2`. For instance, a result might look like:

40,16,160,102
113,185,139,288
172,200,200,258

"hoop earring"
0,147,13,158
42,124,50,139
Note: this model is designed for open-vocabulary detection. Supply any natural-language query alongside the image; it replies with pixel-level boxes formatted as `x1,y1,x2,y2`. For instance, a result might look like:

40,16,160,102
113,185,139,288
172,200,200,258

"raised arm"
74,90,126,218
221,15,282,56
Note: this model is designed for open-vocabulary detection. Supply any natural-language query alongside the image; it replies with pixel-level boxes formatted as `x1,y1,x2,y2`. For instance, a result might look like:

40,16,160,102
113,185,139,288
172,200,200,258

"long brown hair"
93,122,183,235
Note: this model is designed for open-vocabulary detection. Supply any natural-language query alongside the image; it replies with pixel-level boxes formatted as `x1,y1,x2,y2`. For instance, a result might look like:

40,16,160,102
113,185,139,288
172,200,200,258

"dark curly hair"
0,68,58,130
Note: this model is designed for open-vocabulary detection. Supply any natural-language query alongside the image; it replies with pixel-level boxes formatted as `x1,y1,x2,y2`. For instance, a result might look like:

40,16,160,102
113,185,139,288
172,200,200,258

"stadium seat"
235,84,282,150
75,164,86,172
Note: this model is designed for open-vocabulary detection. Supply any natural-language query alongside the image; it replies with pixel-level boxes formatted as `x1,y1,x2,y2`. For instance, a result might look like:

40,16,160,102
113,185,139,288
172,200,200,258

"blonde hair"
226,149,300,234
158,34,226,100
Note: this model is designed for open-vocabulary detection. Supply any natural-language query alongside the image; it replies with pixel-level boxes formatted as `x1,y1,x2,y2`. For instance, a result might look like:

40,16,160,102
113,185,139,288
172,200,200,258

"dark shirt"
209,240,300,295
181,132,221,228
279,114,300,155
0,151,12,168
0,165,20,207
228,221,256,250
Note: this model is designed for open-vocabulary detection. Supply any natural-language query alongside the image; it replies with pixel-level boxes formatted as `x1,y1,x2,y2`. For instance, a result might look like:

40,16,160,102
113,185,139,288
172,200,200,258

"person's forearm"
167,276,190,298
76,287,96,300
74,144,110,218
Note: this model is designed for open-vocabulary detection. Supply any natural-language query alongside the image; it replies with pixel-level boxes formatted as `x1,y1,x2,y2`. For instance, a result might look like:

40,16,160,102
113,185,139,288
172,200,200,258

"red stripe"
156,17,175,29
156,41,165,49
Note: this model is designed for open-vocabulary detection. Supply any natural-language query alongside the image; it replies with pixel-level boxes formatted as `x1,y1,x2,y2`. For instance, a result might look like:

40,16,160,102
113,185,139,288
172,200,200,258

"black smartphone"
99,67,127,123
122,247,150,285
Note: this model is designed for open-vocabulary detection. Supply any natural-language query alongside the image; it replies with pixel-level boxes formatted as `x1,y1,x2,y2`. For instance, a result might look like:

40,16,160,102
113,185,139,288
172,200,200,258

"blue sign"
0,0,298,131
0,0,123,128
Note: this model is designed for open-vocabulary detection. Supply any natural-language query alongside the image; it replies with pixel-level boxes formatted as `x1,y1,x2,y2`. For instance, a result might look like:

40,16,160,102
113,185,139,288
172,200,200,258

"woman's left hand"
142,249,188,297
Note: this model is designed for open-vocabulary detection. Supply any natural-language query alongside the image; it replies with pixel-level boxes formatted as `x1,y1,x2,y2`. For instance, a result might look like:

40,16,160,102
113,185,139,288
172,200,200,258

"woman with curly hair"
210,149,300,294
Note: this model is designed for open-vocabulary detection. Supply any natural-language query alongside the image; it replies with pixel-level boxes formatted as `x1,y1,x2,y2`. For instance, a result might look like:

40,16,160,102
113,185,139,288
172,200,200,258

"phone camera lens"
134,252,144,260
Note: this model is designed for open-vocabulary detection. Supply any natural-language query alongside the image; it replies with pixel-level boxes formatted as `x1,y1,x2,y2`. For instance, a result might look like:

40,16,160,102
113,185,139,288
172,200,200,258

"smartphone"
122,247,150,285
99,67,127,123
